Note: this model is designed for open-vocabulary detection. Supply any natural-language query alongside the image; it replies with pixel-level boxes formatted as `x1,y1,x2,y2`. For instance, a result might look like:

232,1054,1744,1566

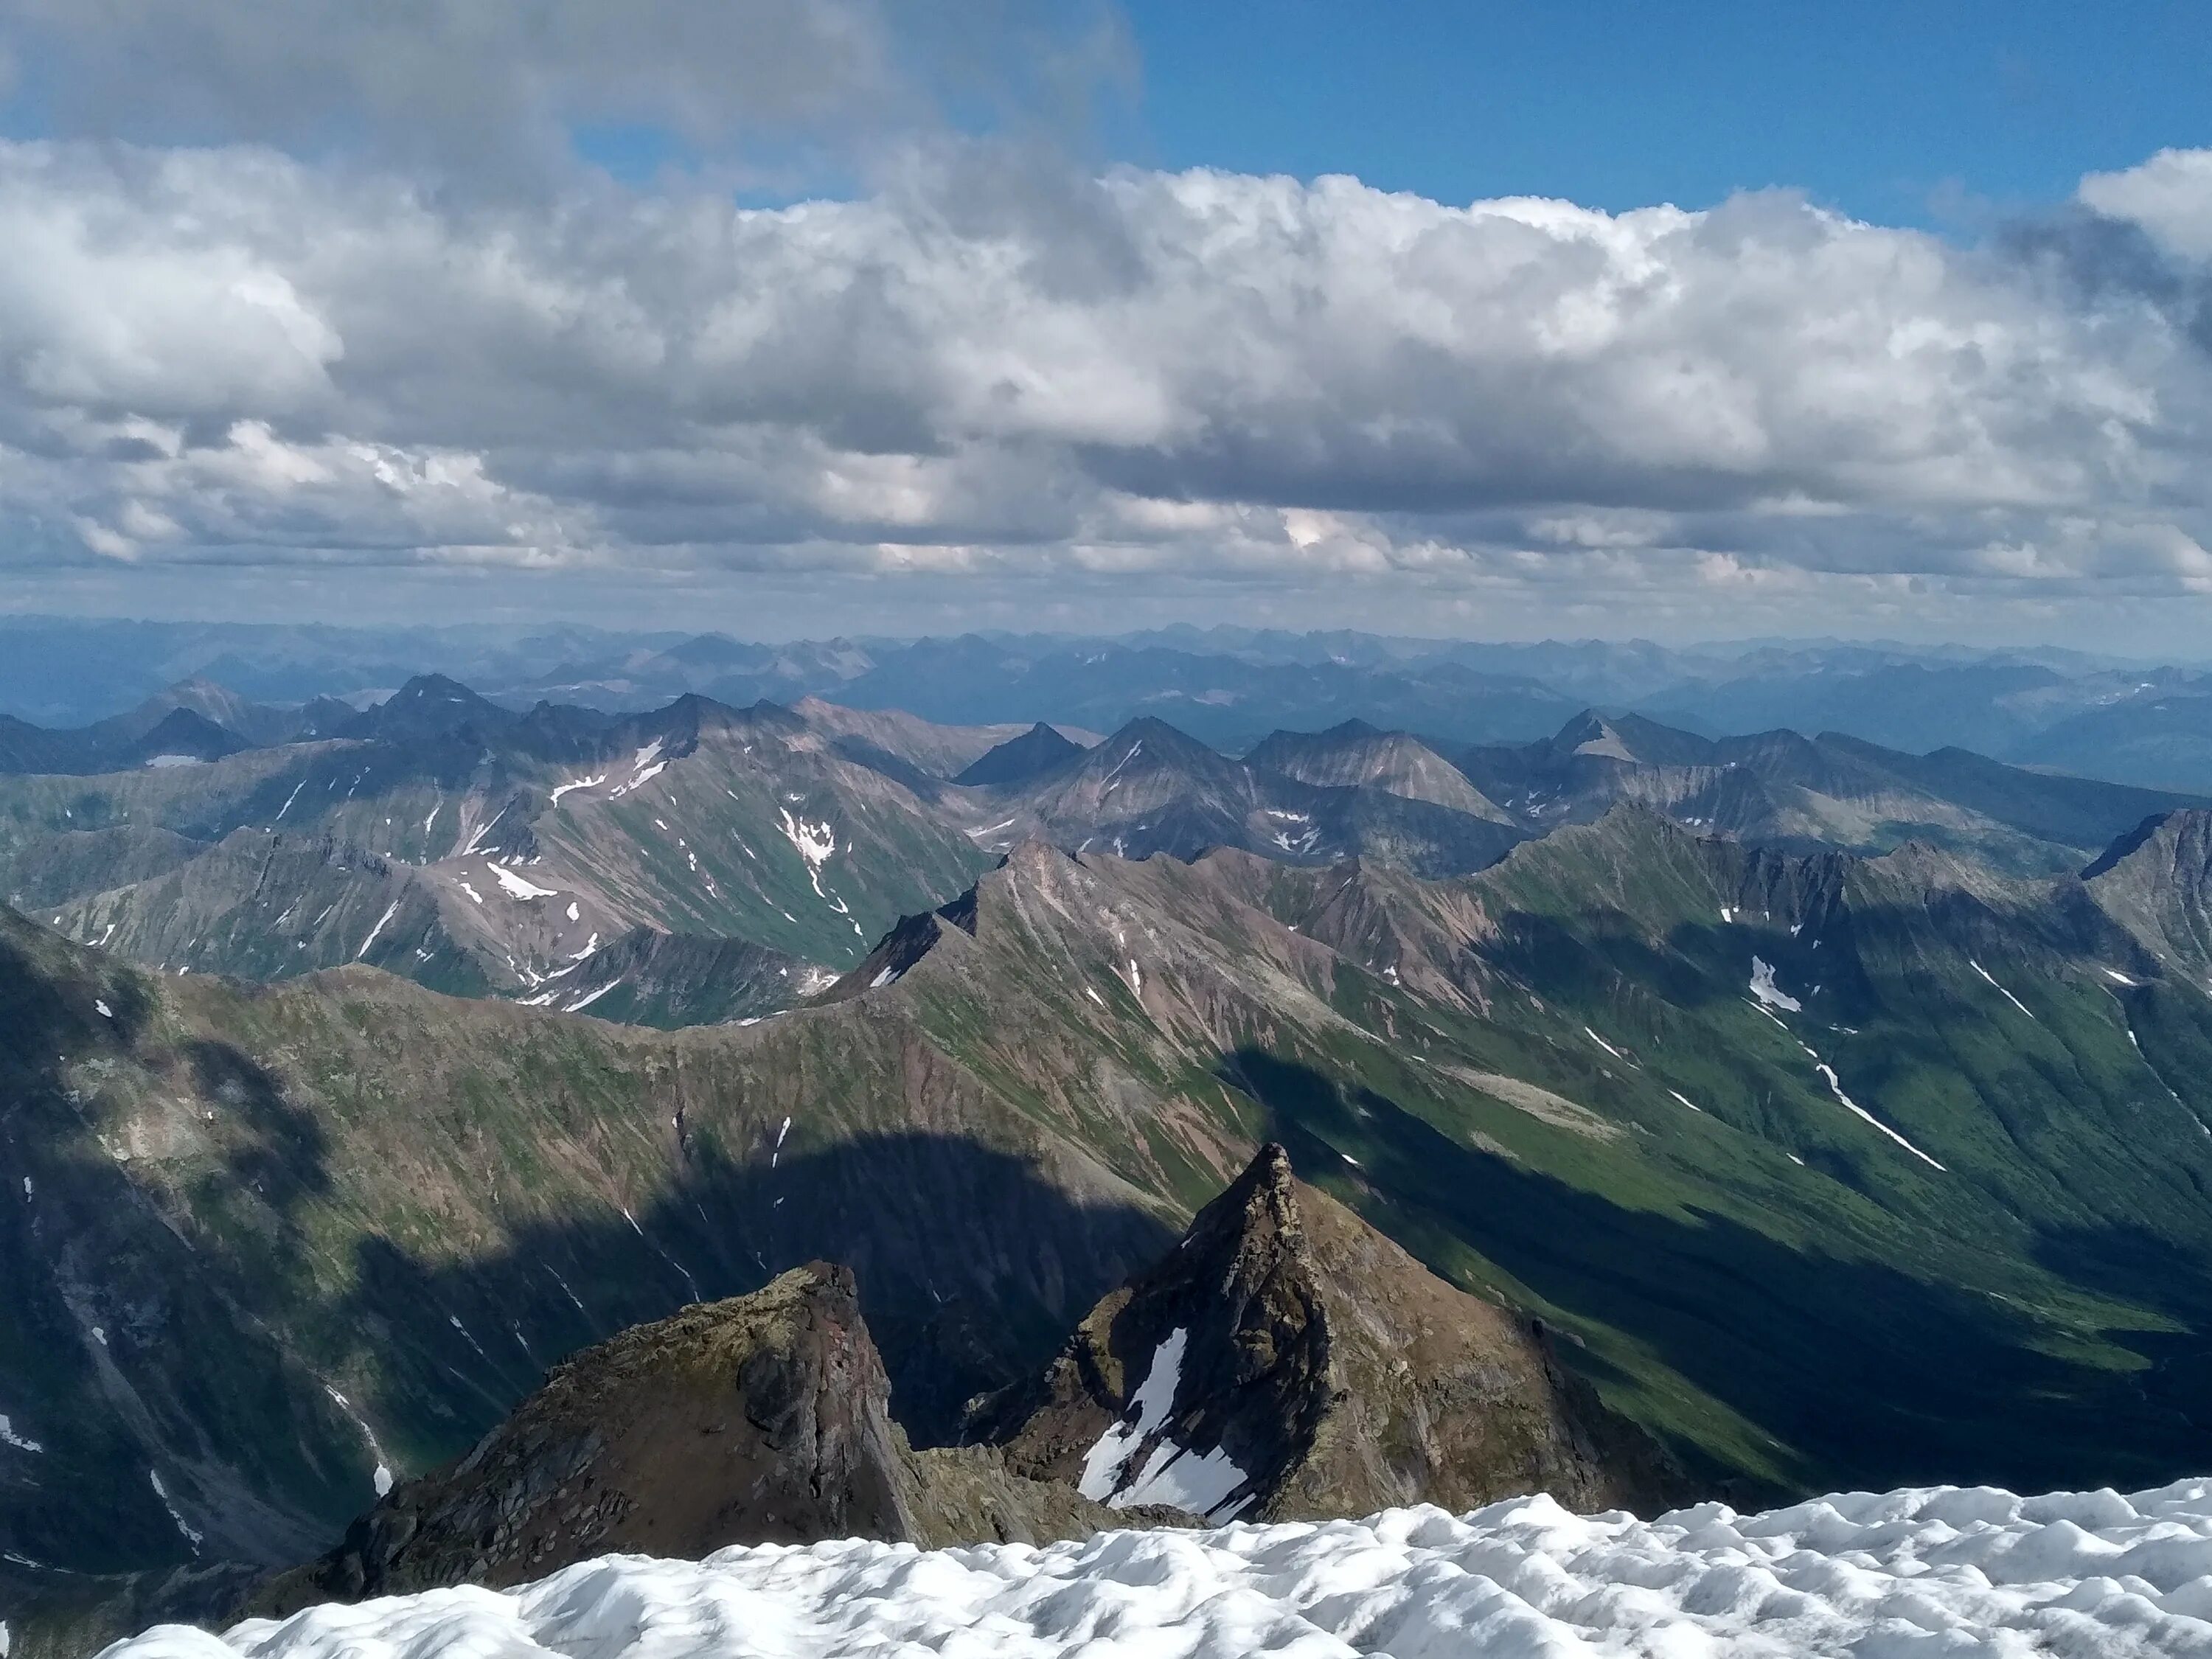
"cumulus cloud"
1,137,2212,630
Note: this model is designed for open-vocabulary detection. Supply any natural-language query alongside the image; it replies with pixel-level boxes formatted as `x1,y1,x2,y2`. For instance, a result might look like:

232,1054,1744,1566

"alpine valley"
12,649,2212,1653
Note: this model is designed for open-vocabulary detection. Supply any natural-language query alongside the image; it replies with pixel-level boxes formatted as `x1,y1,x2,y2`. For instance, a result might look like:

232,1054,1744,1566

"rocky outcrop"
254,1263,1141,1616
980,1144,1683,1523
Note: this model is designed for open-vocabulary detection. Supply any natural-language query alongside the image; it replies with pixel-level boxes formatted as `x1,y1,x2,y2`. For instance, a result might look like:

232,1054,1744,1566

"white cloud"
1,140,2211,633
2079,148,2212,263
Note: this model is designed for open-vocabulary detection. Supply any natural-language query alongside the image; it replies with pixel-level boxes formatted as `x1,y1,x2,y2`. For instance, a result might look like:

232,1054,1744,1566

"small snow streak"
1807,1054,1944,1170
1970,961,2037,1021
355,900,401,959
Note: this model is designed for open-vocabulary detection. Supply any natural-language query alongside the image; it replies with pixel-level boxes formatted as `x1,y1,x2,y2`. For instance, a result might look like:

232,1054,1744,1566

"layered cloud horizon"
4,3,2211,647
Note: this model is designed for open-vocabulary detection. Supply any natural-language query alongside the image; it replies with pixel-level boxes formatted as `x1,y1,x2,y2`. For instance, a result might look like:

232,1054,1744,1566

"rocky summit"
229,1144,1678,1630
254,1262,1147,1618
981,1144,1683,1523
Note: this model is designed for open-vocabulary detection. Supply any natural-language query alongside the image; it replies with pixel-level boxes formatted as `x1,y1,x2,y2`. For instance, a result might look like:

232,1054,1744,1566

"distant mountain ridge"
12,618,2212,784
5,672,2207,1028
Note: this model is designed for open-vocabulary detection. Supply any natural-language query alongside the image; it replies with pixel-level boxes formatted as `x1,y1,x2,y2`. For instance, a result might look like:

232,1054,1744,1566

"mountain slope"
986,1144,1678,1522
956,722,1088,787
0,688,1004,1001
976,716,1524,876
1245,721,1513,821
1446,711,2211,873
15,805,2212,1599
254,1262,1137,1618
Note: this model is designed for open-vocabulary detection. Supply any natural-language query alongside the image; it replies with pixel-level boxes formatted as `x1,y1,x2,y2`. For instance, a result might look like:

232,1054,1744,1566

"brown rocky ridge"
980,1143,1684,1522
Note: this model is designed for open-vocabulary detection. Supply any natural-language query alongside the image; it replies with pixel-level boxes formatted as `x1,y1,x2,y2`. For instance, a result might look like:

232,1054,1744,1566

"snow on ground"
109,1478,2212,1658
1971,959,2038,1020
490,865,560,901
549,773,606,806
1582,1026,1626,1060
1809,1056,1947,1172
354,900,401,960
565,979,622,1013
776,809,838,899
1747,956,1801,1012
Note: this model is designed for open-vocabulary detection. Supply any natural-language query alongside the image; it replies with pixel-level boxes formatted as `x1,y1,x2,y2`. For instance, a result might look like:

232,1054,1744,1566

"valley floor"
94,1478,2212,1659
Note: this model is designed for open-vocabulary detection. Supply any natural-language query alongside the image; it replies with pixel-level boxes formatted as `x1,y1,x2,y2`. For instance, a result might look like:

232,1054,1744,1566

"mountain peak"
341,674,515,742
254,1262,1139,1619
1553,710,1636,762
985,1143,1677,1523
956,720,1085,787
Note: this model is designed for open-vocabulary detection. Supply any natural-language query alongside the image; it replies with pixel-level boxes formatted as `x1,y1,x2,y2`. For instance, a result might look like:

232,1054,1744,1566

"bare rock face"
255,1262,1130,1616
981,1144,1683,1523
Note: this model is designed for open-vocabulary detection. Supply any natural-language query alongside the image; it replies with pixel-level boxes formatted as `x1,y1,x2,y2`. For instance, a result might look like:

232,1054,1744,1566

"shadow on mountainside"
0,925,362,1576
1216,1046,2212,1501
331,1130,1180,1478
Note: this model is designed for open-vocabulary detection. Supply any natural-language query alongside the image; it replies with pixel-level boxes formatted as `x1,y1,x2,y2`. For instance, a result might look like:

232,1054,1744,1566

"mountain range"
12,618,2212,790
5,674,2205,1029
15,647,2212,1652
14,796,2212,1602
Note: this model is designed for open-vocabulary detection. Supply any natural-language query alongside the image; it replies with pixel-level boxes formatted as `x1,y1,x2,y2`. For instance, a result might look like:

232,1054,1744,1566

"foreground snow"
105,1481,2212,1658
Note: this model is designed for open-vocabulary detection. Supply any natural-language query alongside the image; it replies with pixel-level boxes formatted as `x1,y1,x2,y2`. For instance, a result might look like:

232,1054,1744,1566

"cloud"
1,139,2211,635
2079,148,2212,264
0,1,1133,191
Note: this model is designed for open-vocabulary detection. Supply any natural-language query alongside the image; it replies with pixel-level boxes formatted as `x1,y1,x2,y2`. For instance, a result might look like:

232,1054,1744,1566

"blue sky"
4,1,2212,649
1117,1,2211,225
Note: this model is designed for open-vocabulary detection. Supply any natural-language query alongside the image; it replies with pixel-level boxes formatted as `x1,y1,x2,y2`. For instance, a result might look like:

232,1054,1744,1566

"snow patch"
1076,1327,1245,1519
1808,1054,1947,1170
490,865,559,901
564,979,622,1014
776,808,837,898
1971,959,2037,1020
355,900,401,959
0,1414,41,1454
1747,956,1801,1012
324,1387,393,1498
1582,1025,1623,1060
147,1470,201,1552
94,999,112,1018
1666,1089,1704,1113
549,773,605,806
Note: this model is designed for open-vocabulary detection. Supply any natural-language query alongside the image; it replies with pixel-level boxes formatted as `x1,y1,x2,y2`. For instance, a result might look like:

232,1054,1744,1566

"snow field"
103,1478,2212,1658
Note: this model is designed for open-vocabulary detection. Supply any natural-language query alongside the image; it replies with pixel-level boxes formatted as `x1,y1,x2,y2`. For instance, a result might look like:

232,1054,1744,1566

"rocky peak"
956,721,1085,787
253,1262,1141,1621
983,1144,1683,1524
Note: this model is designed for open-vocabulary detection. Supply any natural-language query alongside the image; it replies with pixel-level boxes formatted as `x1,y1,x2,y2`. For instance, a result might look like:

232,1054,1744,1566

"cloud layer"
4,133,2212,636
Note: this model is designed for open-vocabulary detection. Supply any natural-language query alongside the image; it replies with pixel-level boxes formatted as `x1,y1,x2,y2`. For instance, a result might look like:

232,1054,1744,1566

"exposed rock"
982,1144,1684,1522
252,1262,1144,1618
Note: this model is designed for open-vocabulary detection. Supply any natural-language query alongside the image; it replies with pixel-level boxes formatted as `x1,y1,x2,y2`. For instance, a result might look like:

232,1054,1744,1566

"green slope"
11,810,2212,1601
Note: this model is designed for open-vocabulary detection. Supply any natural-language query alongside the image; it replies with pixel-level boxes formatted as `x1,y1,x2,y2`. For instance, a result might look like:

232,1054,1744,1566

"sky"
1,1,2211,650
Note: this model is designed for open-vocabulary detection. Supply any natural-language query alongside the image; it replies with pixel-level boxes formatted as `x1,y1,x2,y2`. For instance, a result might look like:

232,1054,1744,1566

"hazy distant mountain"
8,678,2205,1023
1444,710,2210,874
955,721,1088,786
10,619,2212,787
2008,691,2212,792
